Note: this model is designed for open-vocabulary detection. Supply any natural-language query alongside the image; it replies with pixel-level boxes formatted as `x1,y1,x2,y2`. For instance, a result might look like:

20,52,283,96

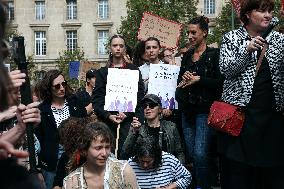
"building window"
35,31,46,56
98,0,109,19
204,0,215,15
35,1,45,20
97,30,109,55
66,30,78,52
7,1,14,21
67,0,77,20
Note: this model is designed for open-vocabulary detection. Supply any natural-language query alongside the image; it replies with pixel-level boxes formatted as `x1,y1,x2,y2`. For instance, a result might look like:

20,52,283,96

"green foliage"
207,2,241,45
273,0,284,30
118,0,198,49
56,48,86,89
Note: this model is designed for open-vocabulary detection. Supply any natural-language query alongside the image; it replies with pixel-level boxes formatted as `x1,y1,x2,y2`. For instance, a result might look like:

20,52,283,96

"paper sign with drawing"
148,64,180,109
104,68,139,112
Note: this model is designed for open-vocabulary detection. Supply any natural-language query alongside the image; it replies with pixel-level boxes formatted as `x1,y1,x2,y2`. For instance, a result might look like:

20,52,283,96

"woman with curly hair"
53,117,97,189
34,69,87,189
63,122,139,189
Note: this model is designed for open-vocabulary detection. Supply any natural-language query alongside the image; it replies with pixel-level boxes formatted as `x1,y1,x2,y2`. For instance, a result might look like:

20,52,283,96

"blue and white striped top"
128,152,191,189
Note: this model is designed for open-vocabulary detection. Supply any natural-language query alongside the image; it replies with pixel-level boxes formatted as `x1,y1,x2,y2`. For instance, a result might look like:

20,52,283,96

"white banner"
148,64,180,109
104,68,139,112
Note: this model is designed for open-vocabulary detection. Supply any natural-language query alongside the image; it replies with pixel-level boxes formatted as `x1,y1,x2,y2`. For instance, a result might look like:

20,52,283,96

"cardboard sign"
79,61,101,81
104,68,139,112
138,12,183,49
148,64,180,109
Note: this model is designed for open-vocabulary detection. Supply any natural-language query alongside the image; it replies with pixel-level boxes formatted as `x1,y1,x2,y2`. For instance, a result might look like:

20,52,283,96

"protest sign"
69,61,80,79
138,12,183,49
148,64,180,109
79,61,101,81
104,68,139,112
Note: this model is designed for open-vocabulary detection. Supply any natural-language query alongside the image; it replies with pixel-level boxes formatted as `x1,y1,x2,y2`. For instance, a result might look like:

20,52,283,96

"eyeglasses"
52,81,67,90
142,102,158,109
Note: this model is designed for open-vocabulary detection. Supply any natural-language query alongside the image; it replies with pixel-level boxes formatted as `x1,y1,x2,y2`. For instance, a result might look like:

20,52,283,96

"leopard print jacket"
219,25,284,112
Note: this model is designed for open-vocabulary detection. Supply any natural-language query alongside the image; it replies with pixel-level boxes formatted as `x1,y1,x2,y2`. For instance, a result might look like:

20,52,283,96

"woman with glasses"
218,0,284,188
161,48,175,65
121,94,185,164
35,69,87,189
92,35,144,159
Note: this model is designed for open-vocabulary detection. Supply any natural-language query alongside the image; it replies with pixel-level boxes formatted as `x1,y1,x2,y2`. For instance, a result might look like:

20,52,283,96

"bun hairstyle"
188,16,209,37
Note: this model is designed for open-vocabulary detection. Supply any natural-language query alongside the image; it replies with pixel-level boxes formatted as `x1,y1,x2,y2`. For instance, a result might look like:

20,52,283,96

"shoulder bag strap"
255,43,268,76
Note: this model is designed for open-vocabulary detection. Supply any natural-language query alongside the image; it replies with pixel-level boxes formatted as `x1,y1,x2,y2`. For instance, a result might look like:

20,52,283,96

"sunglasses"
142,102,158,109
52,81,67,90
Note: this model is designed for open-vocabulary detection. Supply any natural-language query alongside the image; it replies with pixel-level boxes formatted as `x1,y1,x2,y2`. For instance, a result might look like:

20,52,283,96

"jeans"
42,169,56,189
182,113,215,189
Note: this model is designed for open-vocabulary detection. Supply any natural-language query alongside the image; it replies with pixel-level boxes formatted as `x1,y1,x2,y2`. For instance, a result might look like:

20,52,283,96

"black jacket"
122,120,185,164
176,47,223,114
92,64,145,124
34,95,87,171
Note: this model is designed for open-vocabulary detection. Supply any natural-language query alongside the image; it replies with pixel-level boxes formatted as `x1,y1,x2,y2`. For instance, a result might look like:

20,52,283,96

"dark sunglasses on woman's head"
52,81,67,90
142,102,158,109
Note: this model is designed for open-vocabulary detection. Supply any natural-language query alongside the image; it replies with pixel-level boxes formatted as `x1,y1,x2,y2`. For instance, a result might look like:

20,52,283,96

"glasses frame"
52,81,67,90
142,102,159,109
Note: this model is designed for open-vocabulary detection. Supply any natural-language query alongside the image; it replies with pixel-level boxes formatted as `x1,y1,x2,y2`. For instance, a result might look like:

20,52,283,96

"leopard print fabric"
219,24,284,112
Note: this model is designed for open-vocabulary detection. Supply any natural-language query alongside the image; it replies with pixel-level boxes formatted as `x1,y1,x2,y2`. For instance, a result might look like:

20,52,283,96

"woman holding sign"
175,16,223,189
121,94,185,164
92,35,144,159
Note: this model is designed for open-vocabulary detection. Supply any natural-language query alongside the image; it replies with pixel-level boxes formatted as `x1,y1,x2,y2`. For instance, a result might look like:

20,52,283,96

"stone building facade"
5,0,226,72
6,0,127,71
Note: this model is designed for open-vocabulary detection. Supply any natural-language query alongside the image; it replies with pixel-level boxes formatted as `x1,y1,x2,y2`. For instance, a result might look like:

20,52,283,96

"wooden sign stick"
115,124,121,158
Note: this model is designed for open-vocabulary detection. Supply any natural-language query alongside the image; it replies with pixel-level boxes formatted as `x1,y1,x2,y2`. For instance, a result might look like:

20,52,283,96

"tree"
207,0,284,45
118,0,198,49
207,2,241,45
273,0,284,30
56,48,86,88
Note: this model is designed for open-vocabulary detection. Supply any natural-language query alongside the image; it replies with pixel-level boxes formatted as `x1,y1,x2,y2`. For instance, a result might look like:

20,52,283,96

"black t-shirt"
218,57,284,166
147,126,167,152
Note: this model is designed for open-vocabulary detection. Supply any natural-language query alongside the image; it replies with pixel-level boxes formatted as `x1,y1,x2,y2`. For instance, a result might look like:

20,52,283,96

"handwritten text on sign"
138,12,183,49
104,68,139,113
148,64,180,109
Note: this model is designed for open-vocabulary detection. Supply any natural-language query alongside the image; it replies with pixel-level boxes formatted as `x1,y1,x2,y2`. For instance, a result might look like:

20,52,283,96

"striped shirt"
128,152,191,189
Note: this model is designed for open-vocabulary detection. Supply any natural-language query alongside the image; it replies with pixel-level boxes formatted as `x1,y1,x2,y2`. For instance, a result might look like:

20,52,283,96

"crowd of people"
1,0,284,189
